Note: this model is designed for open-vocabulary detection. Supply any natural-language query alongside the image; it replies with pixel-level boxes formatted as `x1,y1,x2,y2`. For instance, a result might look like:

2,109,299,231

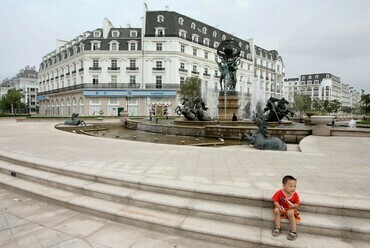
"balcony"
66,72,70,76
145,83,178,89
178,68,188,73
89,67,102,72
126,67,139,71
152,67,165,71
203,73,211,77
79,68,84,72
72,70,76,75
191,71,199,75
108,67,120,72
38,83,141,96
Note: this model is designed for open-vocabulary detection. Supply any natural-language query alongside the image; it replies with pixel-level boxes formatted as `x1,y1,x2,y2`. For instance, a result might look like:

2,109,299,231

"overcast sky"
1,0,369,92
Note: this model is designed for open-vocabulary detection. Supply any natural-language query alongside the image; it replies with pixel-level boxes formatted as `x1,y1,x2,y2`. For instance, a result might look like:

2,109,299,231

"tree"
329,100,342,114
359,89,370,114
0,89,23,114
178,76,201,102
293,93,312,116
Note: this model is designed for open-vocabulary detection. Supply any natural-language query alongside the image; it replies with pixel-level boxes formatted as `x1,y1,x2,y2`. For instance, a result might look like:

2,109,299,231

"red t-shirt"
272,189,300,209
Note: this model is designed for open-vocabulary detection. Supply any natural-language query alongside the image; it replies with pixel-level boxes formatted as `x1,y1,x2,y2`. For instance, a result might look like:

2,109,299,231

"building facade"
1,66,39,113
283,73,361,110
38,8,285,118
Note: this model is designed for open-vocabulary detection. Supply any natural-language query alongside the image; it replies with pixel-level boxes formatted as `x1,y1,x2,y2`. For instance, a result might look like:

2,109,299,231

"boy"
272,175,301,241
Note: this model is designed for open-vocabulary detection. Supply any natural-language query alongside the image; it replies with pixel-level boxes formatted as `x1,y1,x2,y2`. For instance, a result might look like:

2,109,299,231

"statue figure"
64,113,86,126
193,96,211,121
175,96,211,121
216,40,241,92
264,97,294,122
240,118,287,151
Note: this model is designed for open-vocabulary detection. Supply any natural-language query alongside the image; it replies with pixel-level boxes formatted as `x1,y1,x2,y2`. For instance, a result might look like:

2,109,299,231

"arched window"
202,27,207,34
212,31,217,37
157,15,164,23
178,17,184,25
191,22,196,29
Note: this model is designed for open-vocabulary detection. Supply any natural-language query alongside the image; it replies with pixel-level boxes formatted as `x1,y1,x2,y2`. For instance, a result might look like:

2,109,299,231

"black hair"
282,175,296,184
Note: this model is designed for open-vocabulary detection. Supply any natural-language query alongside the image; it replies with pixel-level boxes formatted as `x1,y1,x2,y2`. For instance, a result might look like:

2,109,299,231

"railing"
79,68,84,72
89,67,102,71
126,67,139,71
178,68,188,73
72,70,76,74
203,73,211,77
38,83,141,95
145,83,178,89
191,71,199,74
152,67,165,71
108,67,120,71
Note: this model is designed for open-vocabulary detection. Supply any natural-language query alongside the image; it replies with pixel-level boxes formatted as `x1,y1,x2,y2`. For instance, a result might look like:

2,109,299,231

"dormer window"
214,42,219,49
302,76,305,80
179,30,187,39
222,35,226,40
192,34,199,43
191,22,196,29
326,74,330,78
112,31,120,37
128,40,138,51
109,41,119,51
245,44,249,50
155,27,165,37
130,30,137,37
157,15,164,23
213,31,217,37
203,38,210,46
178,17,184,25
80,43,84,51
202,27,207,34
238,42,242,48
93,31,101,37
91,41,101,50
315,75,319,79
73,46,78,54
308,75,312,79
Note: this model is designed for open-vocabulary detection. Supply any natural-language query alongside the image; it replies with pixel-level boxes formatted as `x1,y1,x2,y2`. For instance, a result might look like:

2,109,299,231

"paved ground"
0,119,369,247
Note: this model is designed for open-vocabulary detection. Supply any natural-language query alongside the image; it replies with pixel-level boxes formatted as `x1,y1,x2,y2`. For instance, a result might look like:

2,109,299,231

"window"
109,98,118,104
93,75,99,84
130,30,137,37
191,22,196,29
178,17,184,25
156,76,162,88
156,61,162,68
222,35,226,40
130,75,136,84
179,30,186,39
204,38,210,46
180,62,185,69
302,76,305,80
180,77,185,84
155,28,165,37
204,67,209,75
129,42,137,51
193,65,197,72
130,59,136,68
315,75,319,79
111,59,117,68
80,43,84,52
112,31,119,37
308,75,312,79
157,15,164,22
214,42,219,49
80,60,84,69
93,59,99,68
111,75,117,83
156,43,162,51
202,27,207,34
192,34,199,43
193,48,197,56
204,51,208,59
91,42,100,50
93,31,101,37
110,41,119,51
180,44,185,53
213,31,217,37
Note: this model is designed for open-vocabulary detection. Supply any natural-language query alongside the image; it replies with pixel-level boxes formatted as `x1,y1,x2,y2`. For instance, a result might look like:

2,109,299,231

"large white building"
283,73,361,110
1,66,39,113
38,7,285,117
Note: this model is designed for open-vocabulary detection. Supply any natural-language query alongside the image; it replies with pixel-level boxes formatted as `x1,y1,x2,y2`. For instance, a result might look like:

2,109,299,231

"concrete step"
0,172,367,248
1,160,370,242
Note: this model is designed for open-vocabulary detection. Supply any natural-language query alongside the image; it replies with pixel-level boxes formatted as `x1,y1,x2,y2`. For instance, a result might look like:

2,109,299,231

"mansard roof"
145,10,251,55
300,73,341,83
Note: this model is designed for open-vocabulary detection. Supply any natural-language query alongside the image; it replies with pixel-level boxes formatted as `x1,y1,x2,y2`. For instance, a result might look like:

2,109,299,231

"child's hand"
287,200,295,208
279,206,284,212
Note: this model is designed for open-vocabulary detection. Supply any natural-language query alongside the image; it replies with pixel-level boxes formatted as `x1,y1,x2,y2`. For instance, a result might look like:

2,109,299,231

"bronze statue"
216,40,241,92
264,97,294,122
64,113,86,126
240,118,287,151
175,96,211,121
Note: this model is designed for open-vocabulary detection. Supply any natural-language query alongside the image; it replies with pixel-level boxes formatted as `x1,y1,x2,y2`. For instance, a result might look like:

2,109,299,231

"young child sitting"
272,175,301,241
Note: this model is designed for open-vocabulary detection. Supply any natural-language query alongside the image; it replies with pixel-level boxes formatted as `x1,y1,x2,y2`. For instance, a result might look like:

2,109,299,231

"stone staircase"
0,156,369,248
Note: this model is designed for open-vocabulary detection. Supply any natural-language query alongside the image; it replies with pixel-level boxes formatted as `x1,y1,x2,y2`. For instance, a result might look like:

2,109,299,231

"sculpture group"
216,40,241,92
175,96,211,121
64,113,86,126
264,97,294,122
